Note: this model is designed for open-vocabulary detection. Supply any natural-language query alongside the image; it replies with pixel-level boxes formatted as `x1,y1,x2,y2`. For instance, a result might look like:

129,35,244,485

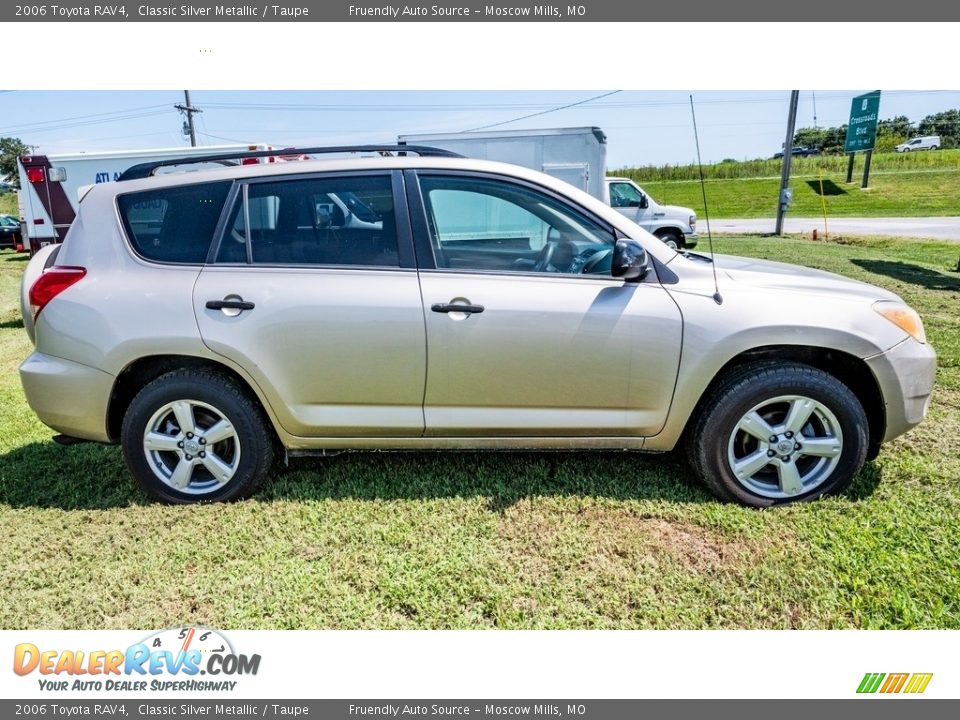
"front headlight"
688,215,696,230
873,301,927,344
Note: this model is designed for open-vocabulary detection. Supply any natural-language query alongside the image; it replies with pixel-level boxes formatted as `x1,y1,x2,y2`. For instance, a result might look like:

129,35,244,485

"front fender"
644,286,908,450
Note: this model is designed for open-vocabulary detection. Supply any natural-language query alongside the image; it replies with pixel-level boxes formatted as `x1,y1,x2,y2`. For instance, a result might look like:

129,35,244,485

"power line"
195,90,958,114
465,90,623,132
0,104,170,133
198,130,258,144
1,109,173,136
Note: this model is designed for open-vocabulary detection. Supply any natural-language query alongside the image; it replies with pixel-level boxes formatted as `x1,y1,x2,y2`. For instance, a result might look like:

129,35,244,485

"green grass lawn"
613,149,960,218
637,169,960,219
614,148,960,182
0,237,958,630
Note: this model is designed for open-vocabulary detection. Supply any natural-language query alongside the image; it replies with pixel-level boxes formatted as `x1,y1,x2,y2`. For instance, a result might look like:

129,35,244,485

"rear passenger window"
218,175,399,267
117,182,231,264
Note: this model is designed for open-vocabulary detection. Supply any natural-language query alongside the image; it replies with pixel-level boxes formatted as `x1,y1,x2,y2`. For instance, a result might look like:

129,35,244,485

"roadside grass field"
0,192,17,216
0,236,958,630
614,148,960,182
612,149,960,218
629,170,960,219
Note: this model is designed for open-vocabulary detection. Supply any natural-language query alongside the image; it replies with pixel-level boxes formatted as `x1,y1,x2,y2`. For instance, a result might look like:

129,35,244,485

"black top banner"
5,0,958,21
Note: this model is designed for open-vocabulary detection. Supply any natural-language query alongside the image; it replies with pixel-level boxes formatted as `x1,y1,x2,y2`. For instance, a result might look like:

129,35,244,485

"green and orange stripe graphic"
857,672,933,694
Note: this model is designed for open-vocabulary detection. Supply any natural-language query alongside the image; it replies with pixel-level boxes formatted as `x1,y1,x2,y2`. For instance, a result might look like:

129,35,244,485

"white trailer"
17,144,273,254
398,127,608,202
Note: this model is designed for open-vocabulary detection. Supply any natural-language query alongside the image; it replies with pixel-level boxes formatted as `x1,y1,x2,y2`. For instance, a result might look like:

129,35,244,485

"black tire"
655,229,683,250
121,369,274,504
686,362,868,507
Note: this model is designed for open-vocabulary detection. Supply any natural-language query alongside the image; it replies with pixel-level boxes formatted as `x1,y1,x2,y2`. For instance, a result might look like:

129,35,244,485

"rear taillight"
29,266,86,319
26,167,45,183
240,158,260,165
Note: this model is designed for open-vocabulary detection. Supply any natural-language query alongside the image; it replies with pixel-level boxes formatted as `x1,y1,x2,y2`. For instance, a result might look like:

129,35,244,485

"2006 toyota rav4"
19,146,936,507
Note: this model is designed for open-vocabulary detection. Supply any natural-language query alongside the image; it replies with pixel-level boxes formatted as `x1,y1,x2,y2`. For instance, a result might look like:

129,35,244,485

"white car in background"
895,136,941,152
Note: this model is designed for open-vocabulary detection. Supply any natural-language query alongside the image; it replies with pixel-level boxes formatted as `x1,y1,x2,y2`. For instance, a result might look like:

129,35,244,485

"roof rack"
117,144,464,181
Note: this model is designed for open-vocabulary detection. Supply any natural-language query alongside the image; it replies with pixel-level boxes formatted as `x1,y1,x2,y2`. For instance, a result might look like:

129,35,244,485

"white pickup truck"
606,177,699,250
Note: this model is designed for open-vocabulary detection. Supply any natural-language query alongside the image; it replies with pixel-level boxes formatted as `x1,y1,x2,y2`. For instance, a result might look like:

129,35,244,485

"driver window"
609,182,644,208
419,175,615,275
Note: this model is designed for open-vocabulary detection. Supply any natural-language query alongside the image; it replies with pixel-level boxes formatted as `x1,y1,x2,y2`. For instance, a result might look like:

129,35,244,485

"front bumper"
19,352,114,442
865,337,937,442
683,231,699,248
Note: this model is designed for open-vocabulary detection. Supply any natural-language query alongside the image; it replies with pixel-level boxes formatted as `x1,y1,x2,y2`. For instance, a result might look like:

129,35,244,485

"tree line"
792,110,960,154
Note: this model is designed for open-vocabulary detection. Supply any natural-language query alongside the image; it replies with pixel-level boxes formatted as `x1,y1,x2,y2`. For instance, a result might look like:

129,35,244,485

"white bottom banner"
1,629,954,699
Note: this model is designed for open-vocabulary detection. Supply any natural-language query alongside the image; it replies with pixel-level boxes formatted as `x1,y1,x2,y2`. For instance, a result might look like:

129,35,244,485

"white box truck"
399,127,698,249
399,127,609,202
17,144,274,254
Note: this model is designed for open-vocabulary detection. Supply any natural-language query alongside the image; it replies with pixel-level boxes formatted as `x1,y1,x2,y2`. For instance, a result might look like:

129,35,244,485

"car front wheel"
687,362,868,507
121,369,274,503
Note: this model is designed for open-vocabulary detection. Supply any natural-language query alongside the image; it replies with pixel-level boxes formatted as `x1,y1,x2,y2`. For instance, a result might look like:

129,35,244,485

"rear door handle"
206,299,255,311
431,303,484,314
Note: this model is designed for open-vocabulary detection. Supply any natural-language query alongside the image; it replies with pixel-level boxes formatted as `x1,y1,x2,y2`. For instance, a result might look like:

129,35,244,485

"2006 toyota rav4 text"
19,146,936,507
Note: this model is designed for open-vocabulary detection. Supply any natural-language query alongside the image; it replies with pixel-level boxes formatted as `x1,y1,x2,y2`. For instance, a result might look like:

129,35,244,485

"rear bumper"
19,352,114,442
865,338,937,442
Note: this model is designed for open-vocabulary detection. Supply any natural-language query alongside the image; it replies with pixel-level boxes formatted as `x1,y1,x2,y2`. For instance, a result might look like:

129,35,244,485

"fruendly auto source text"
348,5,585,17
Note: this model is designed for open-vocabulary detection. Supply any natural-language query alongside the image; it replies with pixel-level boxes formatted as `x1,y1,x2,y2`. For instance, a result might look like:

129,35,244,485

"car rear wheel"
687,362,868,507
655,229,682,250
121,369,274,503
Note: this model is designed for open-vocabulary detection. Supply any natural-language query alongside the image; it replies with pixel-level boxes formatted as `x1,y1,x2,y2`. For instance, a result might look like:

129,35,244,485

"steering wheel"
581,248,613,274
534,241,559,272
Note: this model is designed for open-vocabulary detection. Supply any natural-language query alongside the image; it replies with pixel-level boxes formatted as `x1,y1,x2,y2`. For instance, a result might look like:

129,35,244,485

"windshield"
338,191,380,222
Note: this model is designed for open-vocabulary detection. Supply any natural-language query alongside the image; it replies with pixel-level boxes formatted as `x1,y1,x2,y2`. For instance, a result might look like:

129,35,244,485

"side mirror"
637,193,648,209
611,239,649,282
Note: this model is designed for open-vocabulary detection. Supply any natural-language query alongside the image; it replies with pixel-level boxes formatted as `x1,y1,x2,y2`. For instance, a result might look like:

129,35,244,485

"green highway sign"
844,90,881,153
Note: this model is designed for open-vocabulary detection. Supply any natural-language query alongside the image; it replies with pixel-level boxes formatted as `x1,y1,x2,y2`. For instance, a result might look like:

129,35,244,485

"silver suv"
19,146,936,507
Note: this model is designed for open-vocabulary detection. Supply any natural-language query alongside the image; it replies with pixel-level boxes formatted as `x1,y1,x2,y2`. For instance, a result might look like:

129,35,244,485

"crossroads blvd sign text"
844,91,881,153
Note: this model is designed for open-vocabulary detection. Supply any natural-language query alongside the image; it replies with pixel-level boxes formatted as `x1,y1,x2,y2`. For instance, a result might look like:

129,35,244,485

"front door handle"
206,299,255,311
431,303,484,314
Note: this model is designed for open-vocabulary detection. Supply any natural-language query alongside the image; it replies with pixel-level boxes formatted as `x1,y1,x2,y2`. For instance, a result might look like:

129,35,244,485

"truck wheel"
121,369,274,504
687,362,868,507
655,230,682,250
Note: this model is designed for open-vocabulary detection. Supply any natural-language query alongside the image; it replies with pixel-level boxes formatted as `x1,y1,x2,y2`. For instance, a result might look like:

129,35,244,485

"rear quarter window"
117,181,231,263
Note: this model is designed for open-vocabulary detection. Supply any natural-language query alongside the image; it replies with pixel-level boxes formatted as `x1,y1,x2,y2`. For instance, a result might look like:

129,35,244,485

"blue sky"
2,90,958,167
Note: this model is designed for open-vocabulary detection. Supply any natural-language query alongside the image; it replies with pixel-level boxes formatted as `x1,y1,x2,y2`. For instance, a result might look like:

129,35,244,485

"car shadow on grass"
0,440,882,511
850,258,960,292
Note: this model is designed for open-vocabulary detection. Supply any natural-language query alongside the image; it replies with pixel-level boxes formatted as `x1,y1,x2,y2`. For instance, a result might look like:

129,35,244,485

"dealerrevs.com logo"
13,627,261,692
857,673,933,694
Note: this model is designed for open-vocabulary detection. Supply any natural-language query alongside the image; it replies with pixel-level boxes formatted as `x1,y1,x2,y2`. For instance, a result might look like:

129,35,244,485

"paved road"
705,217,960,241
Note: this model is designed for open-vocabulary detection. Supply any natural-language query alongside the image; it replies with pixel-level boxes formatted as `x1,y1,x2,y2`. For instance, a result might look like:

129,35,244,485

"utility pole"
775,90,800,236
175,91,201,147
